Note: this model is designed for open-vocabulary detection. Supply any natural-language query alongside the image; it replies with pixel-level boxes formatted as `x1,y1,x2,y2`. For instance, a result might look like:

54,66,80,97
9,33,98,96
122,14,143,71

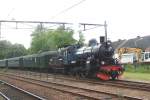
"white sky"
0,0,150,48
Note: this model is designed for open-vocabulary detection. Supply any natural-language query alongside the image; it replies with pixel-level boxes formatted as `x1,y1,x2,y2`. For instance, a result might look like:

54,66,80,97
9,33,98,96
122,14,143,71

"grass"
123,72,150,82
122,64,150,82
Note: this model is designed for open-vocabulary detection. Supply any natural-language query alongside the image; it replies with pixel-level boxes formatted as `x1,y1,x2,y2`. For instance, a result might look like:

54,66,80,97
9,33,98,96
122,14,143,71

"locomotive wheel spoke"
80,73,85,78
80,71,88,78
80,72,85,78
75,72,80,79
69,72,74,77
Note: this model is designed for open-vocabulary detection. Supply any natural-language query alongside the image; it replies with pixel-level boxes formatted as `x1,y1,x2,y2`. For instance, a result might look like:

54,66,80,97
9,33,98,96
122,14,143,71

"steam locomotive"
0,36,124,80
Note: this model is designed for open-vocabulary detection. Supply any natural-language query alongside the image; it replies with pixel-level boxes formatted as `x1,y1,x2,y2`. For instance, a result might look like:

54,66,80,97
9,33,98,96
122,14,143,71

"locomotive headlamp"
71,61,76,63
86,61,90,64
59,58,63,61
101,61,105,65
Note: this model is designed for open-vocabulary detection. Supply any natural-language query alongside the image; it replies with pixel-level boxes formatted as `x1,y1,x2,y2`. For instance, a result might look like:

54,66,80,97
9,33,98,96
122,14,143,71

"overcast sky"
0,0,150,48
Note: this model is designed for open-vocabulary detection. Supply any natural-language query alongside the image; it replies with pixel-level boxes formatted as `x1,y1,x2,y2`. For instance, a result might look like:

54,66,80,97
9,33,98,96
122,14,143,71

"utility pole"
104,21,107,42
79,21,107,42
0,22,1,39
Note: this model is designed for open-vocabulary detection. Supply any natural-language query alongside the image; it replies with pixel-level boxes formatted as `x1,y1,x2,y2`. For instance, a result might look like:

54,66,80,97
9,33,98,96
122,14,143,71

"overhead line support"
0,20,72,25
0,22,1,39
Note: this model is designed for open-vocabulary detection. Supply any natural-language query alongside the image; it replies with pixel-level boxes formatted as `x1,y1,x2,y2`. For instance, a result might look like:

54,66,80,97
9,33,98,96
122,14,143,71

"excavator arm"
117,48,142,63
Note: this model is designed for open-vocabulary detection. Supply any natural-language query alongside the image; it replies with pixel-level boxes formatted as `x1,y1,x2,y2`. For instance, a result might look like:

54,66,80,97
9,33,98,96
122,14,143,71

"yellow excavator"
117,47,142,63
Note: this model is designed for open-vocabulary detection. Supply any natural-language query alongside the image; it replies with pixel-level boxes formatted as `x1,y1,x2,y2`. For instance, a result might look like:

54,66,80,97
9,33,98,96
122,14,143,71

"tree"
6,43,27,58
0,40,12,59
0,40,27,59
51,27,77,48
30,25,48,53
78,31,85,45
30,26,77,53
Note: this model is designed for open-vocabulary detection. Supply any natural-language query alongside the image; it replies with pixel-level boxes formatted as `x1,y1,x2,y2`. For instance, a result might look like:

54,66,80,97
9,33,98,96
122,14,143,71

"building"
112,35,150,51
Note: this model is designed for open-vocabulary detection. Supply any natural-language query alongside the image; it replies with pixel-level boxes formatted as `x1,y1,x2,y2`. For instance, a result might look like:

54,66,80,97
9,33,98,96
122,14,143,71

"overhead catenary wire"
51,0,87,19
0,0,87,33
5,8,15,20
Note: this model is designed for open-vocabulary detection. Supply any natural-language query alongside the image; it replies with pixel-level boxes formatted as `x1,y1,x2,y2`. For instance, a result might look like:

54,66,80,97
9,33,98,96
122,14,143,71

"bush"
124,63,150,73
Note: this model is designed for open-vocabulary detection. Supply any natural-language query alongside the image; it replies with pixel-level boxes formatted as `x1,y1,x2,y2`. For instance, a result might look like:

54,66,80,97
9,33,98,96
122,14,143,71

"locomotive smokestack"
104,21,107,42
100,36,105,43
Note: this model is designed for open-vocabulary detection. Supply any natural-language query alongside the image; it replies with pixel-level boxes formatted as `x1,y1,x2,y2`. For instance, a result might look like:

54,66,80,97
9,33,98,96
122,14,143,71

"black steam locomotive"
0,37,124,80
57,37,124,80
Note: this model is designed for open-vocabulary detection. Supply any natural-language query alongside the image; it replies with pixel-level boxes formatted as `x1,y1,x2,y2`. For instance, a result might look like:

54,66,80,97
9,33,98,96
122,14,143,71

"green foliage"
0,40,11,59
52,27,77,48
78,31,85,45
124,64,150,73
0,40,27,59
6,43,27,58
30,26,77,53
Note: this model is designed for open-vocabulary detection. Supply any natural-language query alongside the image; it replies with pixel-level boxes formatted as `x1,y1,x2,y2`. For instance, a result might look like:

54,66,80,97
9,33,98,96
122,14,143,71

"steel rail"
36,72,150,92
20,71,150,92
0,74,103,100
0,80,46,100
0,92,10,100
2,70,150,91
52,75,150,92
0,73,142,100
57,75,150,91
114,79,150,86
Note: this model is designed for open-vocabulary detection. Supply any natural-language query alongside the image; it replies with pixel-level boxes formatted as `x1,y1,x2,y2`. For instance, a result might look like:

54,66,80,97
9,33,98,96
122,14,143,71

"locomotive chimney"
100,36,105,43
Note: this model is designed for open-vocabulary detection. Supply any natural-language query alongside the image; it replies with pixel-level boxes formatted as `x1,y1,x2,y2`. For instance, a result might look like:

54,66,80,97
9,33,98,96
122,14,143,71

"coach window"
35,58,37,62
145,53,148,59
64,51,66,56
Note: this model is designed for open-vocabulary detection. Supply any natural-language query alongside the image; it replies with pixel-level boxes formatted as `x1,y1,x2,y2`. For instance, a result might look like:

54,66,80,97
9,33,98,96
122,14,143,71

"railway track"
0,72,143,100
45,73,150,92
0,92,10,100
47,74,150,92
107,80,150,91
0,80,45,100
11,70,150,92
